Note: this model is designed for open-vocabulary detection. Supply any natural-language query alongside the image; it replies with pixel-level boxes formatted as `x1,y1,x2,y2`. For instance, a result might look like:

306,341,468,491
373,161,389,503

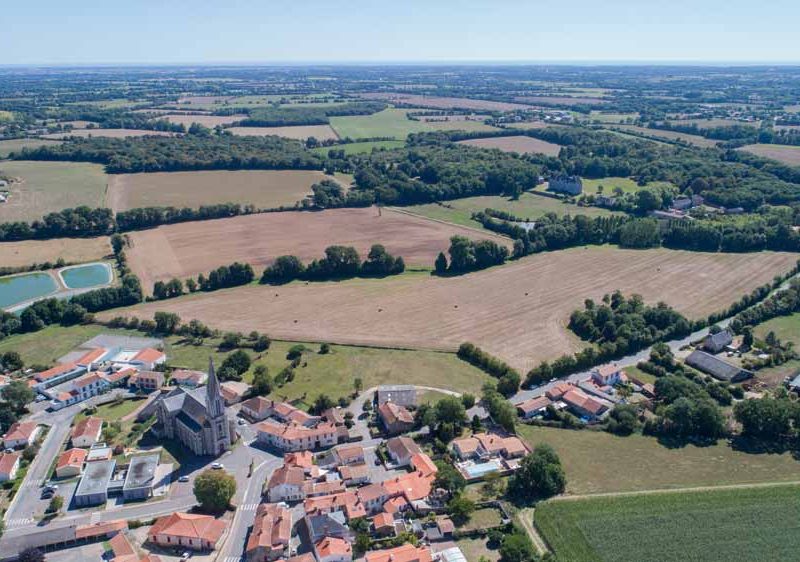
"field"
457,135,562,156
752,312,800,386
455,537,499,562
106,169,337,212
608,125,719,148
311,140,405,156
535,485,800,562
0,138,62,158
330,108,497,140
227,124,339,141
515,95,610,105
159,113,246,127
506,121,561,130
105,247,798,373
581,177,674,195
0,161,108,222
0,324,137,366
405,192,620,229
41,128,174,140
739,144,800,166
125,206,506,290
673,118,757,128
358,92,532,111
0,237,111,269
588,111,638,123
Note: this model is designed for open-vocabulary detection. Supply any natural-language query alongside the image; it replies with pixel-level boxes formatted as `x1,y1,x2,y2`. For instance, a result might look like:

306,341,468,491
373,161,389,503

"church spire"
206,357,225,418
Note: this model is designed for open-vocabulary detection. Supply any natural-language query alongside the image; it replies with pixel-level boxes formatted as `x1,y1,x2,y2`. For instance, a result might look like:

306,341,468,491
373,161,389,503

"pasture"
358,92,532,111
159,113,246,127
0,237,111,269
458,135,562,156
311,140,405,156
330,108,497,140
124,206,504,290
0,161,107,222
0,138,62,158
227,124,339,141
106,169,335,212
514,95,610,105
608,125,718,148
752,312,800,386
41,128,174,140
105,247,798,373
535,484,800,562
739,144,800,166
588,111,638,123
582,177,673,195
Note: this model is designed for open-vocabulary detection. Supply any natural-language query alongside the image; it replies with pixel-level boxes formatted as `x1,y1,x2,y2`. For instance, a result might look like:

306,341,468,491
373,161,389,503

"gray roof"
685,350,752,382
789,374,800,389
75,459,115,497
123,453,159,491
305,512,352,542
705,330,733,350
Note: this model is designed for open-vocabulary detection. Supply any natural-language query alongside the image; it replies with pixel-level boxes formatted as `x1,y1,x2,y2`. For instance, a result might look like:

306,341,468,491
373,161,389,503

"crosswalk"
20,478,43,490
6,517,34,528
238,503,259,512
224,557,242,562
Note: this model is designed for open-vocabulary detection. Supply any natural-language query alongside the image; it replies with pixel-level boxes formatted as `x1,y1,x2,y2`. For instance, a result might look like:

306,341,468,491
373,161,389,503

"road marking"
224,557,242,562
239,503,259,512
6,518,34,528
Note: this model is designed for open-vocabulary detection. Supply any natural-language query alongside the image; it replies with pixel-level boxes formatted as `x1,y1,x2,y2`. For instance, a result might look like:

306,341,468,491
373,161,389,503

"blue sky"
2,0,798,65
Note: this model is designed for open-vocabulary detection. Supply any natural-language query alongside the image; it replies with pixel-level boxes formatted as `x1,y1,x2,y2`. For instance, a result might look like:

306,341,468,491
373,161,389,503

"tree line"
261,244,404,284
457,342,521,396
151,262,256,301
236,102,386,127
434,236,509,275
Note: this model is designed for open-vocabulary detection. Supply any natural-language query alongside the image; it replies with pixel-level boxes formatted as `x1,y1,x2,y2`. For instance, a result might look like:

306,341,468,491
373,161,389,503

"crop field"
0,161,108,222
227,124,339,141
159,113,247,127
106,169,335,212
535,485,800,562
405,192,621,228
457,135,562,156
124,206,503,290
106,247,797,372
358,92,532,111
515,95,610,105
608,125,719,148
41,128,175,139
0,138,61,158
739,144,800,166
0,237,111,269
588,111,639,123
674,118,757,128
506,121,561,130
311,140,405,155
330,108,498,140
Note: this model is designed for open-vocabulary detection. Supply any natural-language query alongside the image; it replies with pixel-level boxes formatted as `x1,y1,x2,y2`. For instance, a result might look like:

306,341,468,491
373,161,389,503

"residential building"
220,381,250,405
129,371,165,392
246,503,292,562
72,416,104,448
357,484,390,514
148,512,226,551
332,444,365,466
703,330,733,353
2,421,40,449
386,436,421,467
305,491,367,520
55,448,87,478
272,402,319,426
322,408,346,426
547,175,583,195
0,452,20,482
591,364,626,386
410,453,438,477
240,396,276,421
304,480,346,498
256,421,337,452
171,369,208,388
266,464,306,503
372,512,395,537
545,381,573,400
74,459,115,507
376,385,416,407
123,453,160,501
338,464,370,486
304,512,354,545
515,396,552,419
365,544,434,562
561,388,610,420
685,350,753,382
378,402,415,435
451,432,528,460
314,536,352,562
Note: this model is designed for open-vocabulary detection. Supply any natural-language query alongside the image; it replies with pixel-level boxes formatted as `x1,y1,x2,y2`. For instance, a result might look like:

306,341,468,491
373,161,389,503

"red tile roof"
3,421,38,442
378,402,414,425
57,448,87,470
75,520,128,539
386,436,421,460
546,381,574,400
149,512,225,544
315,536,351,558
76,348,108,365
246,503,291,557
516,396,551,414
562,388,607,416
133,348,165,363
72,416,103,441
372,511,394,530
365,544,433,562
35,362,76,381
410,453,438,477
0,452,20,476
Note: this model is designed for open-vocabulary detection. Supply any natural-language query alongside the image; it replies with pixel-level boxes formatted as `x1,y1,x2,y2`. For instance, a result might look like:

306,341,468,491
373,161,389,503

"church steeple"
206,357,225,418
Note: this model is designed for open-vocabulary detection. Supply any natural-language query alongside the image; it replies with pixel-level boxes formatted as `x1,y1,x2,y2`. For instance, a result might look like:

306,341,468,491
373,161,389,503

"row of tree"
434,236,509,274
457,343,521,397
261,245,404,284
151,262,256,300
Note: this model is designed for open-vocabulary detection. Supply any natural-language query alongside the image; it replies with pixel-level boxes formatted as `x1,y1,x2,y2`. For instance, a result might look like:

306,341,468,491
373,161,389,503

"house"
410,453,438,477
356,483,390,514
386,436,421,467
256,421,338,452
2,421,40,449
72,416,104,448
74,459,115,507
333,444,365,466
50,372,112,409
266,464,306,503
0,452,20,482
382,471,435,504
304,512,354,544
451,432,528,460
372,512,395,537
547,175,583,195
314,536,352,562
378,402,415,435
304,480,346,498
130,371,165,392
272,402,319,427
365,544,434,562
170,369,207,388
515,396,552,419
246,503,292,562
285,450,316,474
322,408,346,426
55,448,87,479
377,385,417,407
338,463,370,486
685,350,753,382
305,491,366,520
220,381,250,405
545,381,573,400
148,512,226,551
591,364,625,386
561,388,610,420
703,330,733,354
86,444,114,462
240,396,276,421
671,196,694,211
123,453,160,501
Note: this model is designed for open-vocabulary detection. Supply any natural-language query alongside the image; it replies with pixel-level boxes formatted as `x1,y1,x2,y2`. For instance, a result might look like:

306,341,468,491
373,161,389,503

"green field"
0,111,14,122
752,312,800,385
588,111,638,124
535,484,800,562
404,192,621,229
0,138,62,158
330,108,497,140
0,324,136,366
518,424,800,495
581,177,674,196
0,160,108,222
76,397,145,423
312,140,405,155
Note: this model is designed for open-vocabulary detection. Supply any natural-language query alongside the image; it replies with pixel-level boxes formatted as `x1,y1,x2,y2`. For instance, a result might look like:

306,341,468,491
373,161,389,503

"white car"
178,476,190,483
211,463,224,470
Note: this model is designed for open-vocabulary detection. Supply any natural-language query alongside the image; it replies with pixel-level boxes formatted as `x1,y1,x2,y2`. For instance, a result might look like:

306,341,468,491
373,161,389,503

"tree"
435,252,448,274
606,404,639,436
194,469,236,513
499,531,538,562
18,548,45,562
220,349,251,377
434,461,466,496
354,533,371,556
461,393,476,409
261,255,305,283
354,377,363,394
253,334,271,352
252,365,273,396
435,396,467,426
221,332,242,350
1,351,23,372
311,394,336,415
153,311,180,334
742,326,754,349
447,494,475,525
46,494,64,514
319,342,331,354
734,397,793,440
507,444,566,502
2,380,34,413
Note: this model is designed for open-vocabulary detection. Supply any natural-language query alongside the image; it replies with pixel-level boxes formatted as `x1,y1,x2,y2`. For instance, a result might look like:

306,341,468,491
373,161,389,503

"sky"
2,0,799,65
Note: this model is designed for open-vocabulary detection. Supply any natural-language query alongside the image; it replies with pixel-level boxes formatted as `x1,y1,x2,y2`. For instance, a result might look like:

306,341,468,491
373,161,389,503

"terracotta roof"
372,511,395,530
451,436,480,454
75,520,128,539
285,450,314,469
149,512,226,543
386,436,421,460
109,532,136,562
516,396,551,414
0,452,20,476
104,367,137,384
322,408,345,424
304,480,346,496
171,369,207,384
76,348,108,365
410,453,438,477
378,401,414,425
3,421,38,442
315,536,351,558
334,444,364,463
73,372,105,390
595,364,621,378
72,416,103,441
365,544,434,562
133,348,165,363
241,396,274,415
267,465,305,489
257,421,337,442
57,448,87,470
436,516,455,534
546,381,574,400
562,388,607,416
382,496,409,514
285,555,315,562
357,483,388,503
382,471,433,502
304,491,366,520
246,503,291,556
35,362,76,381
339,463,369,481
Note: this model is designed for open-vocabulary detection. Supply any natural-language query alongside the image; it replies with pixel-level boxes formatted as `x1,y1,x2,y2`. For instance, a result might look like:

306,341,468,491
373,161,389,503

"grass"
456,537,500,562
517,424,800,495
535,484,800,562
588,111,639,123
0,138,62,158
311,140,405,155
459,506,504,532
581,177,674,196
606,125,719,148
752,313,800,386
76,398,145,423
403,192,621,229
0,160,107,222
622,365,657,384
738,144,800,167
330,108,497,140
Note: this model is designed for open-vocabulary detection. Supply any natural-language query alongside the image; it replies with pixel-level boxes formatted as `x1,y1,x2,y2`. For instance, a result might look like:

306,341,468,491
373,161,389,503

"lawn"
311,140,405,156
518,424,800,495
581,177,674,196
752,312,800,386
330,108,497,140
456,537,500,562
459,506,504,532
622,365,657,384
588,111,639,124
535,484,800,562
0,160,108,222
404,192,621,229
0,138,62,158
76,397,146,423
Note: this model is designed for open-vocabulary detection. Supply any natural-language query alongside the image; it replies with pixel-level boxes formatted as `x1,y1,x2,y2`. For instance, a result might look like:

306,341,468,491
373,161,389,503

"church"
155,358,235,456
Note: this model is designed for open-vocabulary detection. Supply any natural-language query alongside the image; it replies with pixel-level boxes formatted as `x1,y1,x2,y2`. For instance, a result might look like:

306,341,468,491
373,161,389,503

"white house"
266,464,306,503
2,421,40,449
0,452,20,482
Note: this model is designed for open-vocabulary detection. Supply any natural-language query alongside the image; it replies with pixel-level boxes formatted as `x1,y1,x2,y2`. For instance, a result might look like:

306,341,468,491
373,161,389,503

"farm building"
703,330,733,353
685,350,753,382
547,175,583,195
376,385,417,407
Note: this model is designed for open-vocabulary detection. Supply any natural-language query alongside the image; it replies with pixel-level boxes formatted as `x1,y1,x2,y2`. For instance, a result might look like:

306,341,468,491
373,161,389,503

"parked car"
211,463,224,470
178,475,190,483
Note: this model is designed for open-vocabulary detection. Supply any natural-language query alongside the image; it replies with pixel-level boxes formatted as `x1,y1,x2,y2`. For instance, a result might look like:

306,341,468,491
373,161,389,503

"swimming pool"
463,459,503,479
59,262,112,289
0,272,58,309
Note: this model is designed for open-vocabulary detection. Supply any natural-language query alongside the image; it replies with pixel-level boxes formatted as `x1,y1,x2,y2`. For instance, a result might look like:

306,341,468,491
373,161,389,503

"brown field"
416,114,491,122
607,125,719,148
106,169,335,212
507,121,563,130
41,128,175,140
125,207,507,291
738,144,800,166
457,135,562,156
358,92,532,111
108,247,798,372
515,95,610,105
227,125,339,141
0,237,111,268
159,114,246,127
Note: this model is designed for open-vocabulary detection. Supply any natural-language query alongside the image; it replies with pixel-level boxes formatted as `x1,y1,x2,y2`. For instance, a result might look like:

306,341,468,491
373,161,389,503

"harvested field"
311,140,405,156
125,206,505,290
227,124,339,141
515,95,609,105
41,128,175,140
0,138,61,158
106,169,334,212
607,125,718,148
507,121,563,130
0,237,111,269
107,247,798,372
738,144,800,166
457,135,562,156
358,92,531,111
159,114,246,127
416,114,490,122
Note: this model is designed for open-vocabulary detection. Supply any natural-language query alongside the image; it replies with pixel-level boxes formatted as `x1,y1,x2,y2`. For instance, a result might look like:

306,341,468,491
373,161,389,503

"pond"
0,272,58,308
60,263,112,289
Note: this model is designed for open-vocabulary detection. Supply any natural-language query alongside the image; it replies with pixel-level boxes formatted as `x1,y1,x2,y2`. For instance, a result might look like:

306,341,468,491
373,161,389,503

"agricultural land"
159,113,247,127
41,128,174,139
330,108,498,140
227,124,339,141
0,237,111,269
357,92,533,111
607,125,719,148
457,135,562,156
0,138,61,158
311,140,405,155
739,143,800,166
